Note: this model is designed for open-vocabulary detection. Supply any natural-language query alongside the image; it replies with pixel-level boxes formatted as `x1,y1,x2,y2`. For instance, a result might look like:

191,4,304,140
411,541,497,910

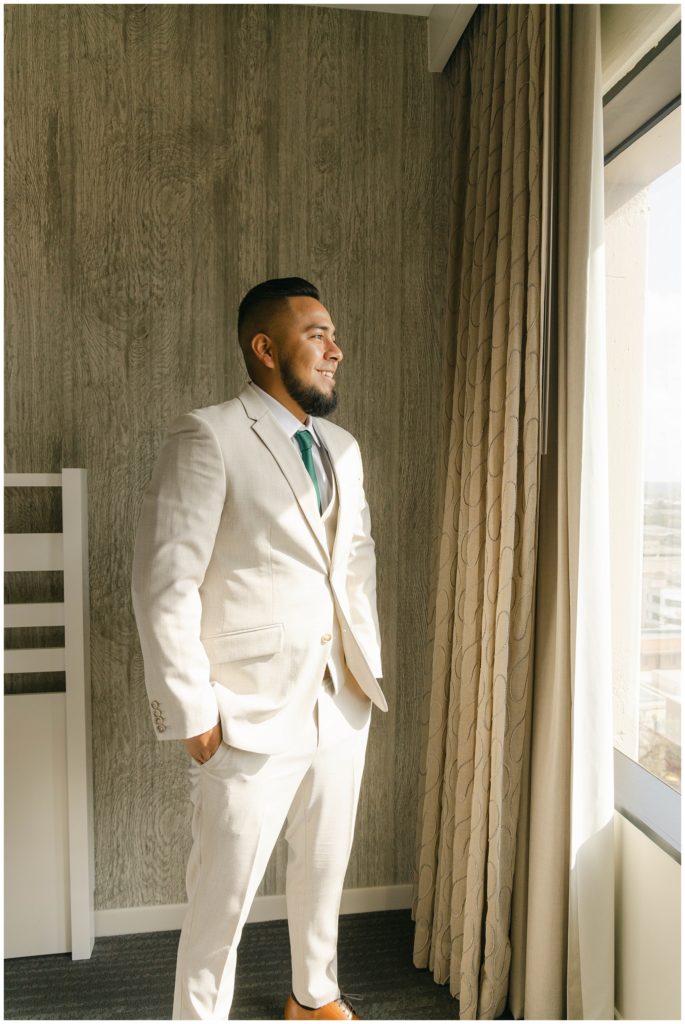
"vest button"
320,633,332,643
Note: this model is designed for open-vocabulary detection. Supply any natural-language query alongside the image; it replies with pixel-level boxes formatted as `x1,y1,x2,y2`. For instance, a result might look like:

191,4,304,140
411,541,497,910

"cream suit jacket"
131,380,387,754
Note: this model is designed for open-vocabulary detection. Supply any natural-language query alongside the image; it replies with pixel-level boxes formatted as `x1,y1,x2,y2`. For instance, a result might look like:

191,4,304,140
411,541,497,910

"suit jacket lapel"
238,383,330,563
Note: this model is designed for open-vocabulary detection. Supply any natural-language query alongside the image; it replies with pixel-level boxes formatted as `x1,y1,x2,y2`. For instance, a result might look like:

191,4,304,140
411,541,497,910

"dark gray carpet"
3,909,514,1020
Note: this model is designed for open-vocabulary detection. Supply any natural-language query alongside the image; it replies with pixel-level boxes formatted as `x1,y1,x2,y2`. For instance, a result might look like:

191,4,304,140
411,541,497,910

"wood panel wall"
5,4,451,910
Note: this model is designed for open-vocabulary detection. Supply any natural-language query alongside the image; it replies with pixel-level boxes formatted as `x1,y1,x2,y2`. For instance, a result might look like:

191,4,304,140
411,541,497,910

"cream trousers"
172,674,372,1020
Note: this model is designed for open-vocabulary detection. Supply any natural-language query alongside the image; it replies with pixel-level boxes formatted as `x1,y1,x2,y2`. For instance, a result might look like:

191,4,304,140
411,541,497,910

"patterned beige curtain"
414,5,615,1020
412,6,545,1020
509,6,615,1019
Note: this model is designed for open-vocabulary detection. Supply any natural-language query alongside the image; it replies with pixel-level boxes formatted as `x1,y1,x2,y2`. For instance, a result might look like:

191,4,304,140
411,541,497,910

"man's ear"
251,333,277,371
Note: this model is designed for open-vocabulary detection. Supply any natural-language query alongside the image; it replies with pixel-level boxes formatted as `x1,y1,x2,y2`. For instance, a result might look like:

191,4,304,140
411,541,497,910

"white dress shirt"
248,379,333,510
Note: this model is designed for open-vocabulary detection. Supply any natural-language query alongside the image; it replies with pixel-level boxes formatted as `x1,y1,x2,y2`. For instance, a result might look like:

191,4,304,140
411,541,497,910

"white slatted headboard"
4,470,95,960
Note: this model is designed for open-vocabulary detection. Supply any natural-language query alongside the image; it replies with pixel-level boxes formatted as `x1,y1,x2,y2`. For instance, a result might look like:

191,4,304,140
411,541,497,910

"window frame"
614,749,681,861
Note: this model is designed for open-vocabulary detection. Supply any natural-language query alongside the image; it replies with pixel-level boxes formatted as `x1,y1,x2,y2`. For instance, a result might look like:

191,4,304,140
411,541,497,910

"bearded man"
132,277,387,1020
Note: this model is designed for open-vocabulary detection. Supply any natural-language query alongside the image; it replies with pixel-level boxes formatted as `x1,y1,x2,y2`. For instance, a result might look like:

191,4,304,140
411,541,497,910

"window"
606,138,681,796
603,22,681,856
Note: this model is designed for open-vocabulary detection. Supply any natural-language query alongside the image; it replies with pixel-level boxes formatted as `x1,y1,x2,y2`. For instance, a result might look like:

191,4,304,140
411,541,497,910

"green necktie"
294,429,322,514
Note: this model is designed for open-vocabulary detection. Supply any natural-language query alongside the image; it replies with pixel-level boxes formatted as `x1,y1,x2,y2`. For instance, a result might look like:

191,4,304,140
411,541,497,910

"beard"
280,356,339,418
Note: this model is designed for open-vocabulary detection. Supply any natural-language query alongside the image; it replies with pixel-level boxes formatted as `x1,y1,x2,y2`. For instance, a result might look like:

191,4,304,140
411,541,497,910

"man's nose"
327,339,343,363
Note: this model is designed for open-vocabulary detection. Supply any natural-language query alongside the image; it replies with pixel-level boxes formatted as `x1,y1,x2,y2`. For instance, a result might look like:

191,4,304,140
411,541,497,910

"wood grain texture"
5,4,451,910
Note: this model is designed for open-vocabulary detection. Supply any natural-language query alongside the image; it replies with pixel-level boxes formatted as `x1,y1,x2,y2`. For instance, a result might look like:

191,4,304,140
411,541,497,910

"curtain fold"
414,4,615,1019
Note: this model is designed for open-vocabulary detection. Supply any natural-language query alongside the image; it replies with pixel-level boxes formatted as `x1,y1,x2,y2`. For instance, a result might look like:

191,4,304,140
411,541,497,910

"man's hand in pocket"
183,722,223,764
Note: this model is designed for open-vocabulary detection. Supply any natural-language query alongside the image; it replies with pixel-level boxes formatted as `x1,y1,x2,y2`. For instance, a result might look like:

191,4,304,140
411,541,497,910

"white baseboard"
94,884,413,938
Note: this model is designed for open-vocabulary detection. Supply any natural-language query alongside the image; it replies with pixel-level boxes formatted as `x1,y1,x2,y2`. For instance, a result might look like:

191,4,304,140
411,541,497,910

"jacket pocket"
202,622,284,664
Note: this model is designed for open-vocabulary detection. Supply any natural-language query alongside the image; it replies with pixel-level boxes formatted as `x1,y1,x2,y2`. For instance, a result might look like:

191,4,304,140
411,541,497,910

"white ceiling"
314,3,435,16
308,4,477,71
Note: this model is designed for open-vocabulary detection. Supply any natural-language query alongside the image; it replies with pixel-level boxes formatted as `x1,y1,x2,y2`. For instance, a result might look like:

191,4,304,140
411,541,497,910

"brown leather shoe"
284,992,360,1020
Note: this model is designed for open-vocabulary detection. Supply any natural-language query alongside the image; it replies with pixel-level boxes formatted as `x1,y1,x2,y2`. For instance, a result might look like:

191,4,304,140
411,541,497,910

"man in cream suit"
131,277,387,1021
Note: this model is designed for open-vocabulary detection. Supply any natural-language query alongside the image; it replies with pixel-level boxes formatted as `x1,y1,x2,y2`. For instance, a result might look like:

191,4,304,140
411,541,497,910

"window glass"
605,111,681,793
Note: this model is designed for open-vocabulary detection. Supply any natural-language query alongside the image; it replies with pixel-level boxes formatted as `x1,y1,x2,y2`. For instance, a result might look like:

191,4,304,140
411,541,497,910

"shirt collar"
248,379,322,447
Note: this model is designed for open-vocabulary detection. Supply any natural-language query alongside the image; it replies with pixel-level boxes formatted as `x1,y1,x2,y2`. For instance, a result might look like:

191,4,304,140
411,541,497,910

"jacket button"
320,633,332,643
151,700,161,709
156,723,167,733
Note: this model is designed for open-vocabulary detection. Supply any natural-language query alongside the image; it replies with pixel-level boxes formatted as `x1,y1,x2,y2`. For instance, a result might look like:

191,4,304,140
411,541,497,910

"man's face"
274,297,343,418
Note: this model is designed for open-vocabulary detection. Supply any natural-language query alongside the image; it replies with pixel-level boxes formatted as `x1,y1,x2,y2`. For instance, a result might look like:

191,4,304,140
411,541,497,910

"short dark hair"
237,277,320,358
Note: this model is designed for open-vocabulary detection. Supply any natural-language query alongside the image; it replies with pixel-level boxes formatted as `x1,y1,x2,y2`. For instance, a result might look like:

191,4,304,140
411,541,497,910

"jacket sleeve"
131,412,225,740
345,440,383,680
